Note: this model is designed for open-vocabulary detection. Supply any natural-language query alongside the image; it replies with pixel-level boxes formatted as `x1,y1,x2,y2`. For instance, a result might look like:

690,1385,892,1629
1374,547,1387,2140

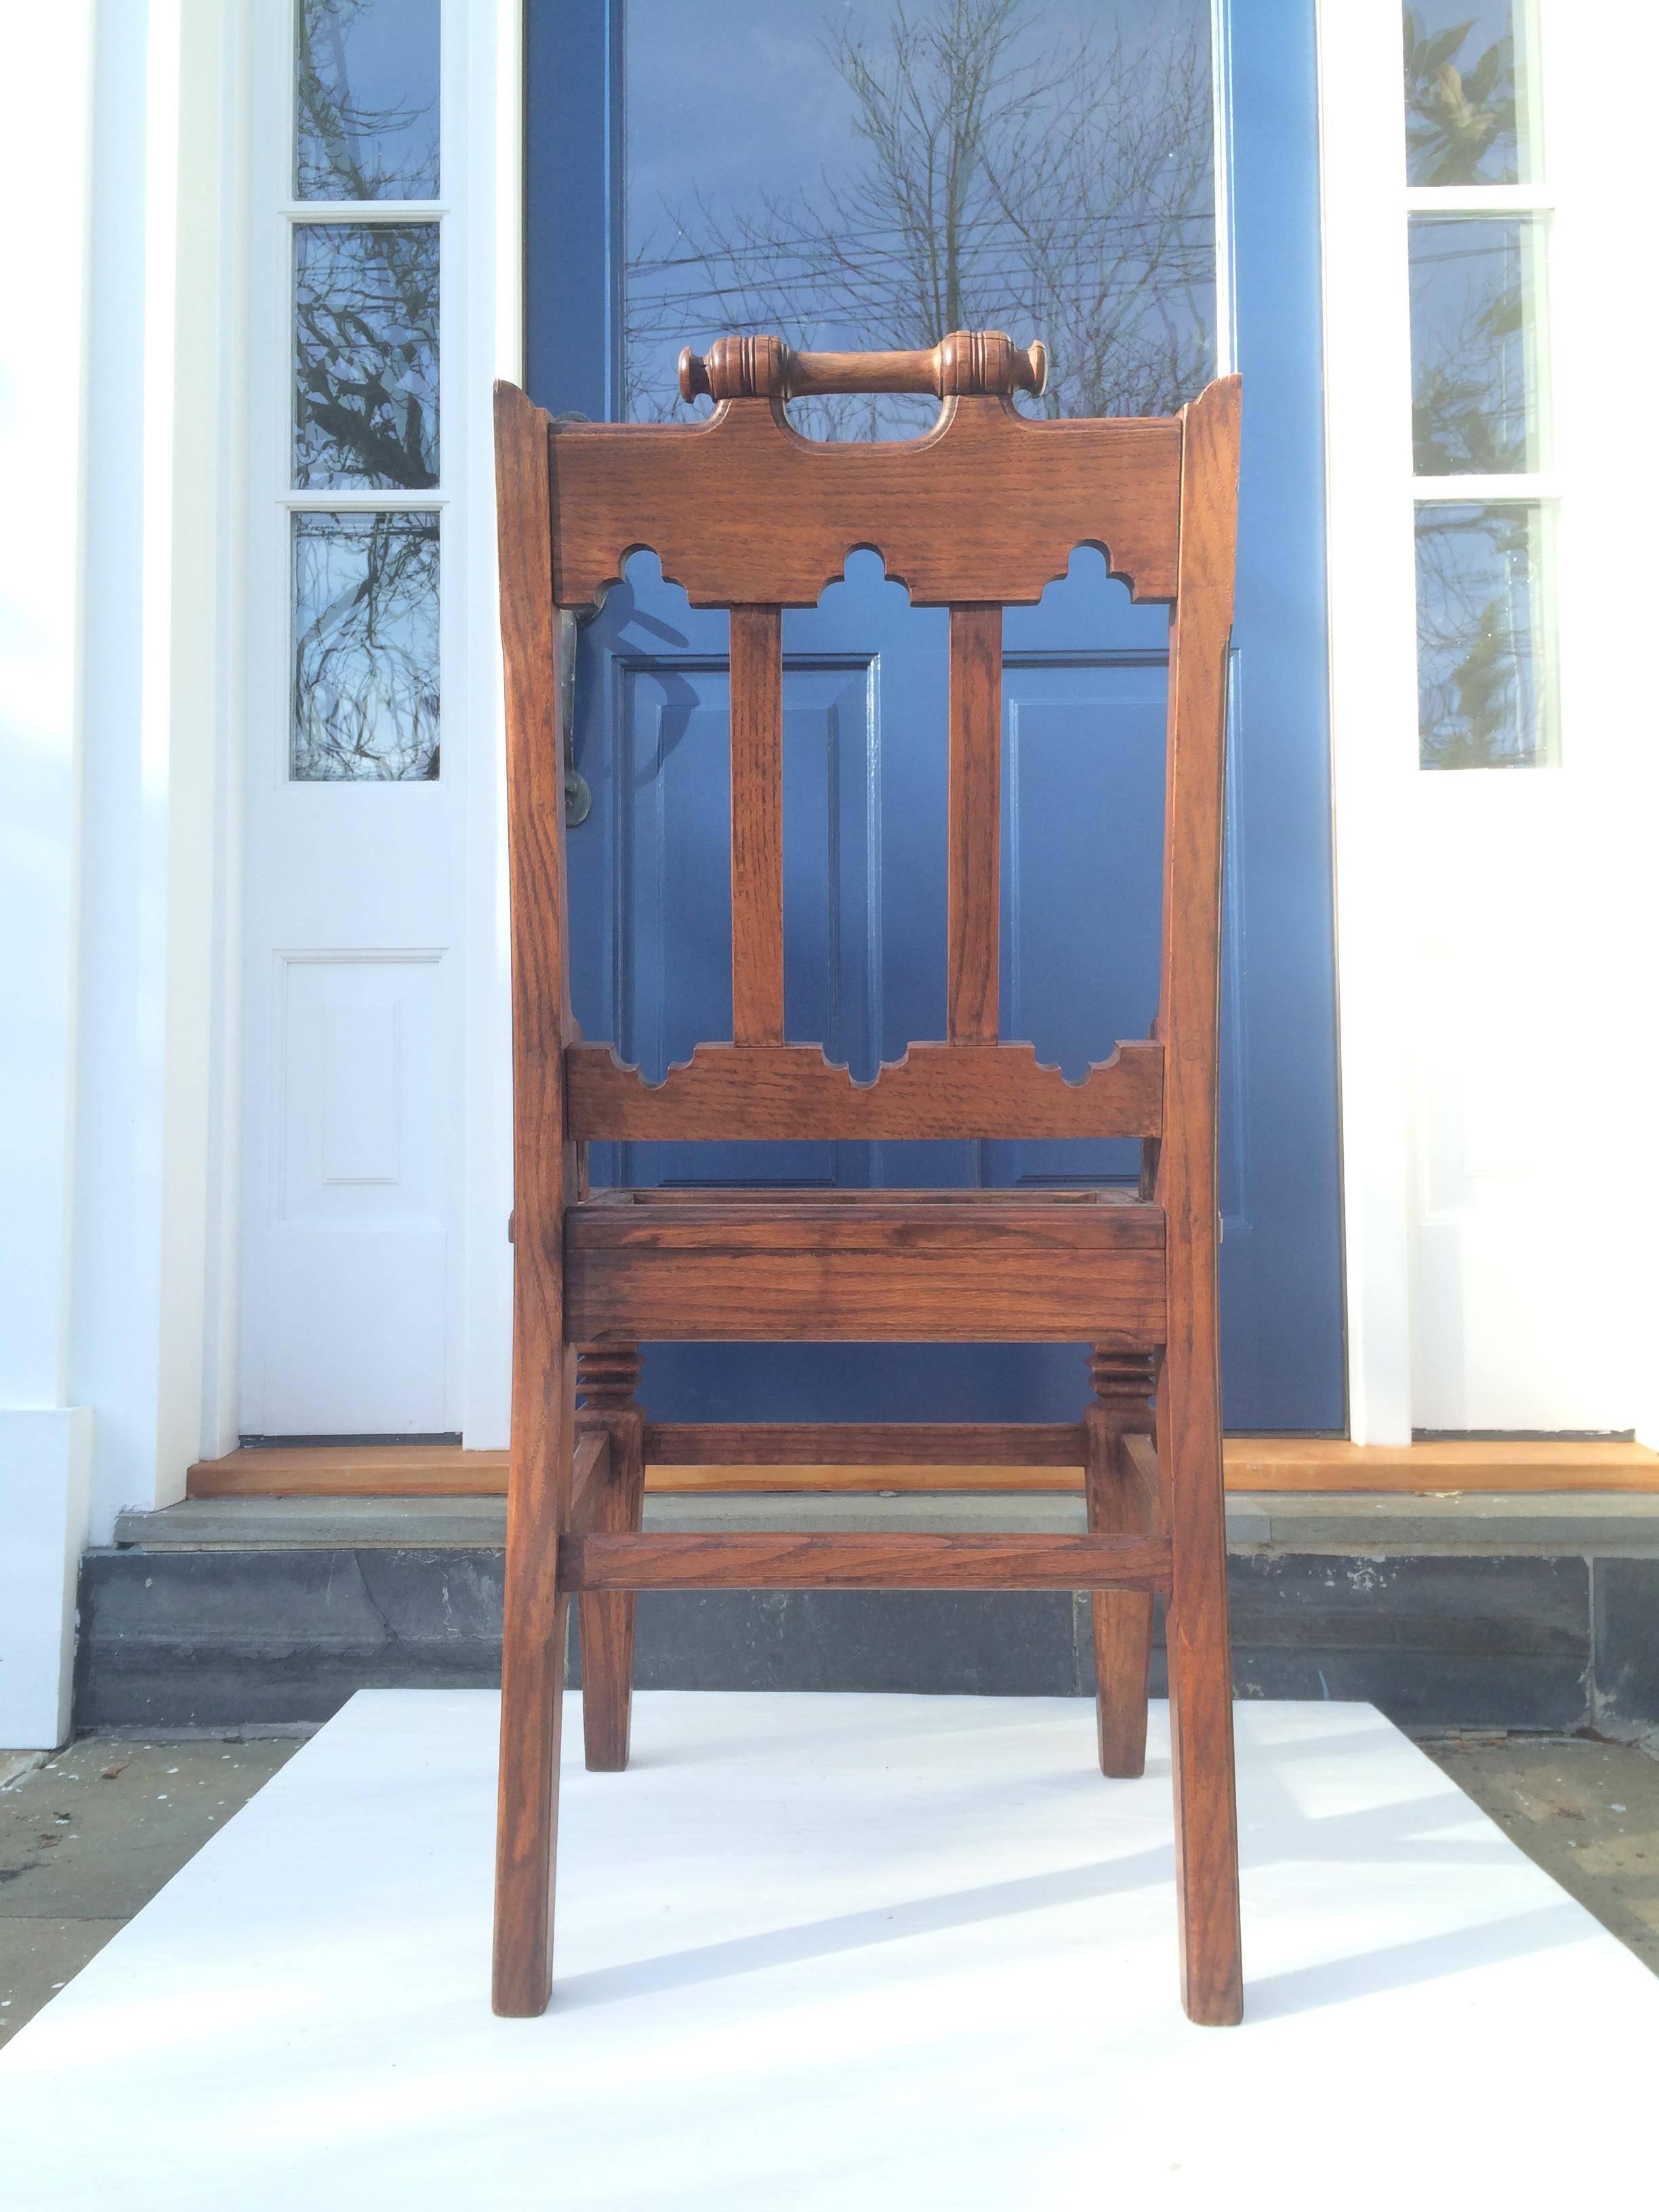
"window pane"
293,223,438,489
624,0,1214,437
1410,216,1545,474
293,513,440,781
295,0,441,200
1415,502,1553,769
1403,4,1536,186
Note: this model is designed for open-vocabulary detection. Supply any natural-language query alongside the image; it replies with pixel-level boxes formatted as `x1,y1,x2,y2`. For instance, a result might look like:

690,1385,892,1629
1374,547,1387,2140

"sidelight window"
286,0,443,781
1404,5,1557,768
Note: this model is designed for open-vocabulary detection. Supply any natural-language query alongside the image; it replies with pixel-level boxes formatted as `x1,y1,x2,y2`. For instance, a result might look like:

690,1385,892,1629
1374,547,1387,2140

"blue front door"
525,0,1343,1433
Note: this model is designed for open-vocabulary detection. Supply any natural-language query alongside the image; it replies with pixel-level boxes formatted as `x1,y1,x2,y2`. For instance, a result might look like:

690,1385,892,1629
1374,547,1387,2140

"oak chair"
493,331,1244,2026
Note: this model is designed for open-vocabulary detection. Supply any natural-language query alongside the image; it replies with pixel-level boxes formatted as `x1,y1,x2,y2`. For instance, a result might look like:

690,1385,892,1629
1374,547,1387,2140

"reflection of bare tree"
290,3,442,777
295,0,439,200
1416,505,1545,768
626,0,1214,436
1410,224,1530,474
295,222,439,489
293,515,440,781
1402,9,1519,186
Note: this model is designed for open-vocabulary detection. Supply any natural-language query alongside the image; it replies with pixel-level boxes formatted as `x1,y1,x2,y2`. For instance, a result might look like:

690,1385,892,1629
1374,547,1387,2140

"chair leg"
1083,1349,1158,1778
1158,1345,1244,2027
493,1340,577,2017
576,1346,646,1772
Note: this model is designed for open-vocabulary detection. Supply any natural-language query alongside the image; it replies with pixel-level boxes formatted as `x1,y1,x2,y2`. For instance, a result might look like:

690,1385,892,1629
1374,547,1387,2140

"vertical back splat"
729,605,785,1045
947,605,1004,1045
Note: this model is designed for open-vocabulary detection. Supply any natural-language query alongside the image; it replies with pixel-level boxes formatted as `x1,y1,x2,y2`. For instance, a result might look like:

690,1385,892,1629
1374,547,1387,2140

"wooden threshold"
186,1436,1659,1499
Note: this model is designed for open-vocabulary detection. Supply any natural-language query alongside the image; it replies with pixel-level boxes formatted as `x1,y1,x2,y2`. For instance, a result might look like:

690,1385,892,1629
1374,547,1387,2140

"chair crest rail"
547,400,1182,609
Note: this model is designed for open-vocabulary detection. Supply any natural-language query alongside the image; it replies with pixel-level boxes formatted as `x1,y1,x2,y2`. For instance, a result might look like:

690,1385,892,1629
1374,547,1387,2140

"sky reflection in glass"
625,0,1214,437
295,0,441,200
293,513,441,781
293,223,439,489
1410,215,1545,474
1403,3,1536,186
1416,502,1553,769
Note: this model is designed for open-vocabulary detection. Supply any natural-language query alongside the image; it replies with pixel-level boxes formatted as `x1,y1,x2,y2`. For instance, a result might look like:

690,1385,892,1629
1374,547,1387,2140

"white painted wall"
70,0,243,1537
0,5,97,1745
1,0,246,1739
457,0,525,1450
1319,0,1659,1443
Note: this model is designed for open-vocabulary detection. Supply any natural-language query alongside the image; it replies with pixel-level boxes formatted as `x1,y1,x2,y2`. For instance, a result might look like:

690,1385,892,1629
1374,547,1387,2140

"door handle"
558,609,594,827
552,410,596,828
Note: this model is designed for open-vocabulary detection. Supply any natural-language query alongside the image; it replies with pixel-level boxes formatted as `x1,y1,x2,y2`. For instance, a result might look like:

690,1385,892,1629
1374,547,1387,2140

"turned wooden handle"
678,330,1048,404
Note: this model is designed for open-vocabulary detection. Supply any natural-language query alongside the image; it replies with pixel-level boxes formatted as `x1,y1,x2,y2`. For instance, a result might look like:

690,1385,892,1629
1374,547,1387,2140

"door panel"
529,0,1344,1431
241,2,457,1439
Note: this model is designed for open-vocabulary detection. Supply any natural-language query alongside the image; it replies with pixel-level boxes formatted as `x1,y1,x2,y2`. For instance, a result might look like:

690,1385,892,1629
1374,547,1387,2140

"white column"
0,6,97,1746
70,0,243,1539
2,1,245,1747
459,0,525,1448
1314,1,1418,1444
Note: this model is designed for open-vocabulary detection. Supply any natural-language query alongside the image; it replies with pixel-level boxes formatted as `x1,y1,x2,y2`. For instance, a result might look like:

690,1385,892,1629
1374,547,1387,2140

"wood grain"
1084,1360,1160,1780
1157,374,1244,2027
565,1193,1165,1343
573,1349,644,1773
564,1038,1164,1141
679,329,1048,403
559,1530,1172,1593
565,1429,612,1533
641,1422,1086,1467
492,381,580,2019
189,1435,1659,1498
947,606,1003,1044
728,607,785,1045
492,354,1250,2027
549,397,1181,609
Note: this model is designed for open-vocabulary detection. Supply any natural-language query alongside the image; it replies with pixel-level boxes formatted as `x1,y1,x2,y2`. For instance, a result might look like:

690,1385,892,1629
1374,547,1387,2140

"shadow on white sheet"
0,1691,1650,2210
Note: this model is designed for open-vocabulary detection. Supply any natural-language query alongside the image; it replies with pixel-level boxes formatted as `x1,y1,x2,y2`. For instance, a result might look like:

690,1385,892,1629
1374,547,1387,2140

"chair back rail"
496,335,1240,1164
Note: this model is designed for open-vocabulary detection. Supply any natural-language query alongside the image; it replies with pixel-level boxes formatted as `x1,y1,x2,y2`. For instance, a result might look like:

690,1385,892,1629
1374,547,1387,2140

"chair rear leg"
493,1341,577,2017
1084,1350,1158,1778
575,1346,645,1772
1159,1345,1244,2027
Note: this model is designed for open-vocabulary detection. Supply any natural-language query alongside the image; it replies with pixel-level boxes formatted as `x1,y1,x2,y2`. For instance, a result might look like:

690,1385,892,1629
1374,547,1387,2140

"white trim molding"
1318,0,1659,1441
1315,0,1418,1444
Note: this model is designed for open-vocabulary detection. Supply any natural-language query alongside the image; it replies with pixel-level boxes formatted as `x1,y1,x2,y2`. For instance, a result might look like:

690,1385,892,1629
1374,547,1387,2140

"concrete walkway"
0,1735,299,2048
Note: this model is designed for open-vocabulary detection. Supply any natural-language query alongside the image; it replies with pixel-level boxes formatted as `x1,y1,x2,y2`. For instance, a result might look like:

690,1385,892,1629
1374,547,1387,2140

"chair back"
493,334,1241,1162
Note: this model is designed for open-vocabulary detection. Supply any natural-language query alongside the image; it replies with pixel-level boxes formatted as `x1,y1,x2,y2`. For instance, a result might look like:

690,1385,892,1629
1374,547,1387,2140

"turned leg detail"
575,1345,646,1772
1084,1346,1159,1780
